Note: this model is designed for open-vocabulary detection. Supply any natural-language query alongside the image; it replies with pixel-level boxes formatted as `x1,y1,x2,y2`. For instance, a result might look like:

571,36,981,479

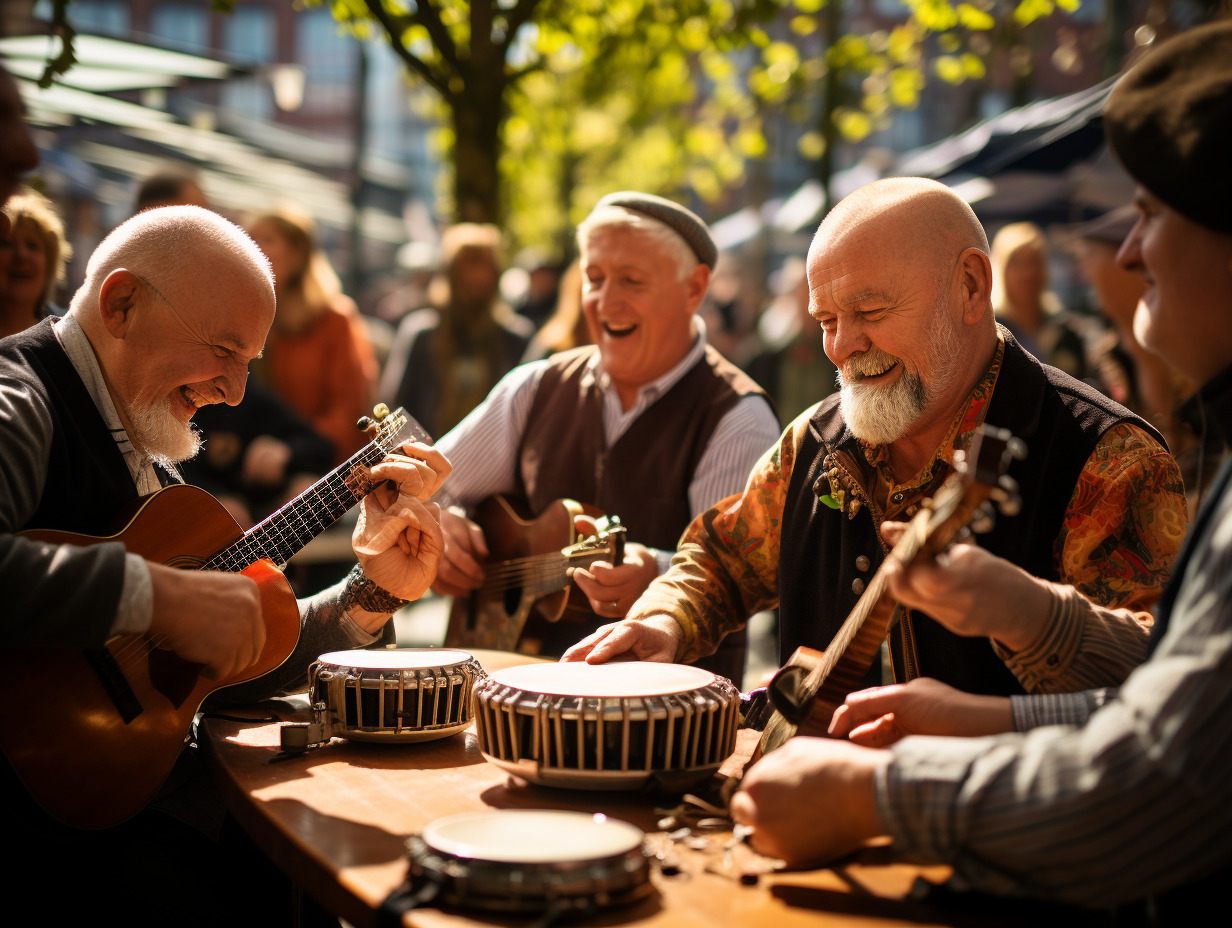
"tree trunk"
452,85,504,224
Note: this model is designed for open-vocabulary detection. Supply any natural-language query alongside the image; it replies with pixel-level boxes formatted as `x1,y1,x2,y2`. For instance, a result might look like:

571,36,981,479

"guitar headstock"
358,404,433,454
564,516,627,568
915,425,1026,558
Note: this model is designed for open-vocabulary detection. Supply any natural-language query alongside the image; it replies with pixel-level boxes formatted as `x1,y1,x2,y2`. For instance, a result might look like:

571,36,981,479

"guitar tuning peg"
356,416,378,436
969,500,997,534
1006,437,1028,462
997,475,1022,517
373,403,390,420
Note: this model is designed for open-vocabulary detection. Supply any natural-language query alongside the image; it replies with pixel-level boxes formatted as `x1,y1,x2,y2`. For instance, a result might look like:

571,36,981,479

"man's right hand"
828,678,1014,747
147,563,265,680
429,507,488,598
561,614,683,664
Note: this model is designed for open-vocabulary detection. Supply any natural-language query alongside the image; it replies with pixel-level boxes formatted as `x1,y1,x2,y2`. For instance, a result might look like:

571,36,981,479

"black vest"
2,319,140,536
778,335,1164,696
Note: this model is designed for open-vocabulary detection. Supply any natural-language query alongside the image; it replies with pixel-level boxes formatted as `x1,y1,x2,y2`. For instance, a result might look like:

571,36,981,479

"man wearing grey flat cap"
721,20,1232,918
430,193,778,682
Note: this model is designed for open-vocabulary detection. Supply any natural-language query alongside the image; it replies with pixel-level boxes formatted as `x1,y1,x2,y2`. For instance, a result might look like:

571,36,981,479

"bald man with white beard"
567,177,1186,703
0,204,446,688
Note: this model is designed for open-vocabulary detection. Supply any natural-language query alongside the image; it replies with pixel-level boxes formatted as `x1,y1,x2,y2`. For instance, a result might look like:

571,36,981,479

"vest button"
892,491,904,503
855,555,871,572
851,578,866,595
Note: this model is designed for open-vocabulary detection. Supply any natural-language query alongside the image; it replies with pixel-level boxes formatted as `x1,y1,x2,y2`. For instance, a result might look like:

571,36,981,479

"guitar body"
444,496,601,654
4,484,299,829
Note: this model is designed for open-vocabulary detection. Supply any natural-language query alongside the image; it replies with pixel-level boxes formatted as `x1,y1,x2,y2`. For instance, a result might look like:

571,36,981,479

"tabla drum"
473,661,739,790
407,809,652,914
308,648,483,743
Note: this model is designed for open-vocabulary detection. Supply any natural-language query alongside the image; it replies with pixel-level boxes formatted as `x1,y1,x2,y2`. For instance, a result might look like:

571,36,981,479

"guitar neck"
202,410,427,573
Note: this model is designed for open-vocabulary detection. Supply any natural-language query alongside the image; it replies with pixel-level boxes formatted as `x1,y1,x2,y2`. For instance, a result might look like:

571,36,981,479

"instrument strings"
477,551,574,593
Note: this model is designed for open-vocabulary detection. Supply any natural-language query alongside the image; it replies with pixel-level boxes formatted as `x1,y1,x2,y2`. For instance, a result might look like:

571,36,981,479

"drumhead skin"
424,810,643,863
316,648,474,670
490,660,716,698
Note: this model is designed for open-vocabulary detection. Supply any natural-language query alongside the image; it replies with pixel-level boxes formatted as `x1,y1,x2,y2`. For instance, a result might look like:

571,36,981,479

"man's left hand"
731,738,889,866
571,542,659,618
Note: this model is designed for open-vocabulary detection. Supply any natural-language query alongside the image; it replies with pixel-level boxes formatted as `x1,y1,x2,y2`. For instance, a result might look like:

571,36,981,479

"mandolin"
443,495,627,654
752,426,1025,760
3,405,428,829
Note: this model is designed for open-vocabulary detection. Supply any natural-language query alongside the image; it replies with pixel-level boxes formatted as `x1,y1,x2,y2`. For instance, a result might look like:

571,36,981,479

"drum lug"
279,703,331,754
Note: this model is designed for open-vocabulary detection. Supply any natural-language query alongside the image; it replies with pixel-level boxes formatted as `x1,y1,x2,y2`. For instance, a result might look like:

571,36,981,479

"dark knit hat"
593,191,718,268
1104,20,1232,234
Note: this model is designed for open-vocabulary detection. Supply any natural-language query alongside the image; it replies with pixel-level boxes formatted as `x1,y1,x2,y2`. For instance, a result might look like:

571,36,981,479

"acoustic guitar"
443,495,627,654
752,426,1025,760
3,405,428,829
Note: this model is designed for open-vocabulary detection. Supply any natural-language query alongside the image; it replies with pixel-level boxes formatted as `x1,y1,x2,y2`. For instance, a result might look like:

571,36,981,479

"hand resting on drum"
828,678,1014,748
561,613,683,664
731,737,888,866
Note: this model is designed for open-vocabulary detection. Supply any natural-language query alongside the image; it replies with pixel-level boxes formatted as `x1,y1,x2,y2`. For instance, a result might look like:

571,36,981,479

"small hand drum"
407,809,652,914
473,661,740,790
305,648,483,744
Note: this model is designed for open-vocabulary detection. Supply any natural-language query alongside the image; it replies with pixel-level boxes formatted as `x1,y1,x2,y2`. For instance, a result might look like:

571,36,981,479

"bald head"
69,207,277,462
815,177,989,273
807,178,997,456
71,206,273,323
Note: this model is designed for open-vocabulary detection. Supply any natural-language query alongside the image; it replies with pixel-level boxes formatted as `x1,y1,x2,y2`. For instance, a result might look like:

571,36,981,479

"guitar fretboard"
202,411,425,573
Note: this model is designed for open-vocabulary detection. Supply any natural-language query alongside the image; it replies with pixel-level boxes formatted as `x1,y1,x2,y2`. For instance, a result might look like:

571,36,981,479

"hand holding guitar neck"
753,426,1026,760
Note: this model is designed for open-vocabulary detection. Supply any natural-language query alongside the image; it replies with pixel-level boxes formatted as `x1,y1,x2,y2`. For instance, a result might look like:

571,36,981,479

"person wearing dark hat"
721,19,1232,914
569,174,1183,704
428,192,778,681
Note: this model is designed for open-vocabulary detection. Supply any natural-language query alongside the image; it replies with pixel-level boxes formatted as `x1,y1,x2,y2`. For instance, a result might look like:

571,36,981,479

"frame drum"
408,809,651,913
473,661,740,789
309,648,483,743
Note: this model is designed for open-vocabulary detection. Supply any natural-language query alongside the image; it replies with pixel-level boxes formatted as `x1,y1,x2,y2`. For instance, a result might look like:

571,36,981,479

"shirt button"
892,492,904,504
855,555,871,572
851,578,866,595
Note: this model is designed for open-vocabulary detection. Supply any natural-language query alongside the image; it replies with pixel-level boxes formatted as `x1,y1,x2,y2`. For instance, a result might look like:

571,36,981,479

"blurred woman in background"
0,187,71,338
991,221,1089,379
248,206,377,463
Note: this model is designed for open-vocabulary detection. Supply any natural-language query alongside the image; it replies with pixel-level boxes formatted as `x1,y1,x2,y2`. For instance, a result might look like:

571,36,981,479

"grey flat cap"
594,191,718,269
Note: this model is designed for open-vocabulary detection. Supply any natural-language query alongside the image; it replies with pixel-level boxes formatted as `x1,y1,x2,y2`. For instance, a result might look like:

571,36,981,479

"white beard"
838,304,966,446
125,394,203,465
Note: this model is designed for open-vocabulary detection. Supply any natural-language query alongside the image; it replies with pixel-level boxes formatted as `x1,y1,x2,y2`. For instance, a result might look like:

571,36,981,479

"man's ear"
98,269,142,339
957,248,993,325
684,262,711,311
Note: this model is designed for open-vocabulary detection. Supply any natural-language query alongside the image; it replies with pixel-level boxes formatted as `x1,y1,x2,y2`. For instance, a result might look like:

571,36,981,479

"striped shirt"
877,467,1232,905
435,320,780,569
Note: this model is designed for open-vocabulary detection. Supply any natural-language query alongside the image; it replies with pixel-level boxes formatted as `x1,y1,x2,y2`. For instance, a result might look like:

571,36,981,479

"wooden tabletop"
201,650,1022,928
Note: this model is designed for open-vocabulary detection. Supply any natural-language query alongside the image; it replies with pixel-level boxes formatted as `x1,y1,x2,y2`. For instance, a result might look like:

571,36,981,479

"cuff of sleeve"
111,553,154,637
338,608,384,647
992,583,1086,691
652,547,672,575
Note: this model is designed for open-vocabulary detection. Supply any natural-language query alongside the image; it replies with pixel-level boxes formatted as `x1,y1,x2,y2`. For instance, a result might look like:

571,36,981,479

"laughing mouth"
602,321,637,338
847,359,900,382
179,386,211,411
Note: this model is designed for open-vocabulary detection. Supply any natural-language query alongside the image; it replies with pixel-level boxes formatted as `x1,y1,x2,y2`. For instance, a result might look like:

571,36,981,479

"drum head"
489,660,716,698
424,810,643,863
315,648,474,670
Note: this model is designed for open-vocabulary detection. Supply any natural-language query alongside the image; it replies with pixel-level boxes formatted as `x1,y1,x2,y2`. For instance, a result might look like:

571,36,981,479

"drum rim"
487,660,720,698
313,647,476,671
421,809,645,864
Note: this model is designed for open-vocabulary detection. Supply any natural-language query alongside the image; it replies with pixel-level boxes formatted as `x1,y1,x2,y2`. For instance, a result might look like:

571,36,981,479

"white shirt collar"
53,314,171,494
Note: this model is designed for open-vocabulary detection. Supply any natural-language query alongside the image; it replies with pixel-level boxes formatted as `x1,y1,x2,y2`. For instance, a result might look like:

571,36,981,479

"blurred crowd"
2,159,1216,543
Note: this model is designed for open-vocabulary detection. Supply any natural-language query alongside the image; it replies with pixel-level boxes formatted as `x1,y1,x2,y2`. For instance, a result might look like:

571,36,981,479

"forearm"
995,582,1150,693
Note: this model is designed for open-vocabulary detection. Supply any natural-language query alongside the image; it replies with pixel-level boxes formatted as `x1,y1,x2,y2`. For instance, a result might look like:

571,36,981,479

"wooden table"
201,650,1022,928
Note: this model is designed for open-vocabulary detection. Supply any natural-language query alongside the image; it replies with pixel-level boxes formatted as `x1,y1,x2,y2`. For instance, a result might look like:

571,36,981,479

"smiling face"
0,218,49,316
579,225,708,407
806,186,992,449
1118,186,1232,385
103,258,275,462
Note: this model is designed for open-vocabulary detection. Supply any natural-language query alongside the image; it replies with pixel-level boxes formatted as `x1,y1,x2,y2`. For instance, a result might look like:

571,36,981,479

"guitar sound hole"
502,584,522,617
